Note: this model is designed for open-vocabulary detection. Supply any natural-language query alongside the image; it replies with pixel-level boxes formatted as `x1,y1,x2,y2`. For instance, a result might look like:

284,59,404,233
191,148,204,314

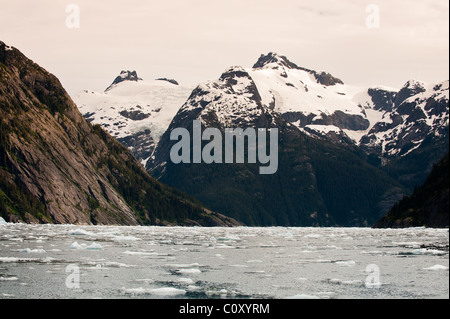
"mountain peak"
105,70,143,92
252,52,343,86
253,52,301,70
402,79,426,90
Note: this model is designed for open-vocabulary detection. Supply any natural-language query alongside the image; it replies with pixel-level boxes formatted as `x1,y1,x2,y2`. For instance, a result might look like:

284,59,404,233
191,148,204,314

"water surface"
0,223,448,299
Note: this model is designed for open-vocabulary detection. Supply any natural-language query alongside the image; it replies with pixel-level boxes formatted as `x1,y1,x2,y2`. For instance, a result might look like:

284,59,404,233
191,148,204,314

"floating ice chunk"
69,241,85,250
206,289,228,297
334,260,356,267
123,250,157,256
412,248,447,255
86,243,102,250
112,235,141,242
68,229,94,236
176,277,194,284
328,278,363,285
166,263,201,268
19,248,46,253
176,268,201,275
216,244,235,249
187,285,202,291
423,265,449,271
304,234,322,239
398,248,447,256
217,235,240,241
0,257,38,263
0,276,18,281
0,217,7,226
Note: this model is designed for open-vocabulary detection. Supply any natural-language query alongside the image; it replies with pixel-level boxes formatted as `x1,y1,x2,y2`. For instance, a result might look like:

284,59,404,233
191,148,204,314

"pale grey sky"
0,0,448,95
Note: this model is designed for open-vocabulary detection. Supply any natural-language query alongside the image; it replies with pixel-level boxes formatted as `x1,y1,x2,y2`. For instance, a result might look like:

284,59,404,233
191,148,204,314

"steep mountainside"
0,41,239,226
148,64,406,226
374,153,449,228
74,72,193,165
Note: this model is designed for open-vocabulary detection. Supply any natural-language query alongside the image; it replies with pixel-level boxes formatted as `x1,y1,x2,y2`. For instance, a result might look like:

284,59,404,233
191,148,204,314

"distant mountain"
374,153,449,228
147,61,406,226
74,52,448,227
0,40,239,226
74,72,193,165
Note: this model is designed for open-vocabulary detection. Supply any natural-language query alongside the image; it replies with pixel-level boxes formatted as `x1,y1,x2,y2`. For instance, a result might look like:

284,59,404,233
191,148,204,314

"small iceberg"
423,264,449,271
69,241,102,250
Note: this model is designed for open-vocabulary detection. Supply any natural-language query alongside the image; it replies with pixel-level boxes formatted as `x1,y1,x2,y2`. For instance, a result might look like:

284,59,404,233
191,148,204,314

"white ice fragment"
86,243,102,250
19,248,46,254
113,235,141,242
423,264,449,271
69,241,85,250
0,276,18,281
176,268,201,275
0,217,7,225
123,250,157,256
187,285,202,291
176,277,194,284
334,260,356,267
68,229,94,236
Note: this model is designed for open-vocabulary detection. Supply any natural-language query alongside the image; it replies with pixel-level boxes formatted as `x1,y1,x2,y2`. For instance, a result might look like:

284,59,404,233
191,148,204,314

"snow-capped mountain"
75,55,448,170
241,53,449,160
74,71,194,165
147,58,411,227
359,79,449,158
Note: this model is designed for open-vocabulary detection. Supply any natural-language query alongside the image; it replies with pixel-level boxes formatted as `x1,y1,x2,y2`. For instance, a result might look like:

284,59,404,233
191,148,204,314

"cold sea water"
0,222,448,299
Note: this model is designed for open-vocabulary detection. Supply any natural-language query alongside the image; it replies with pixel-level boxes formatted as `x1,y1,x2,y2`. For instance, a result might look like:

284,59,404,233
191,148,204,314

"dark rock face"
119,109,151,121
0,40,240,227
374,153,449,228
156,78,179,85
394,80,426,107
105,70,143,92
253,52,344,86
313,71,344,86
117,130,155,165
368,88,397,112
314,111,370,131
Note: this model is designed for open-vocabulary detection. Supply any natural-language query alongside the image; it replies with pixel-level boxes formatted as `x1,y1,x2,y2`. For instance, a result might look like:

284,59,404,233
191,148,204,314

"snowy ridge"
75,54,448,165
177,66,271,128
360,79,449,157
74,73,193,164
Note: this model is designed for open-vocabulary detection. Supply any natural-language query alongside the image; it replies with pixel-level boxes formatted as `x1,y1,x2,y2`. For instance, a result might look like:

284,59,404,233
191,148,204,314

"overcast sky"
0,0,448,96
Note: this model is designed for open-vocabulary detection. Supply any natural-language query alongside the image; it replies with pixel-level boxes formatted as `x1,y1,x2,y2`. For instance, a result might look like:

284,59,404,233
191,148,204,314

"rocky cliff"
0,41,239,226
374,153,449,228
